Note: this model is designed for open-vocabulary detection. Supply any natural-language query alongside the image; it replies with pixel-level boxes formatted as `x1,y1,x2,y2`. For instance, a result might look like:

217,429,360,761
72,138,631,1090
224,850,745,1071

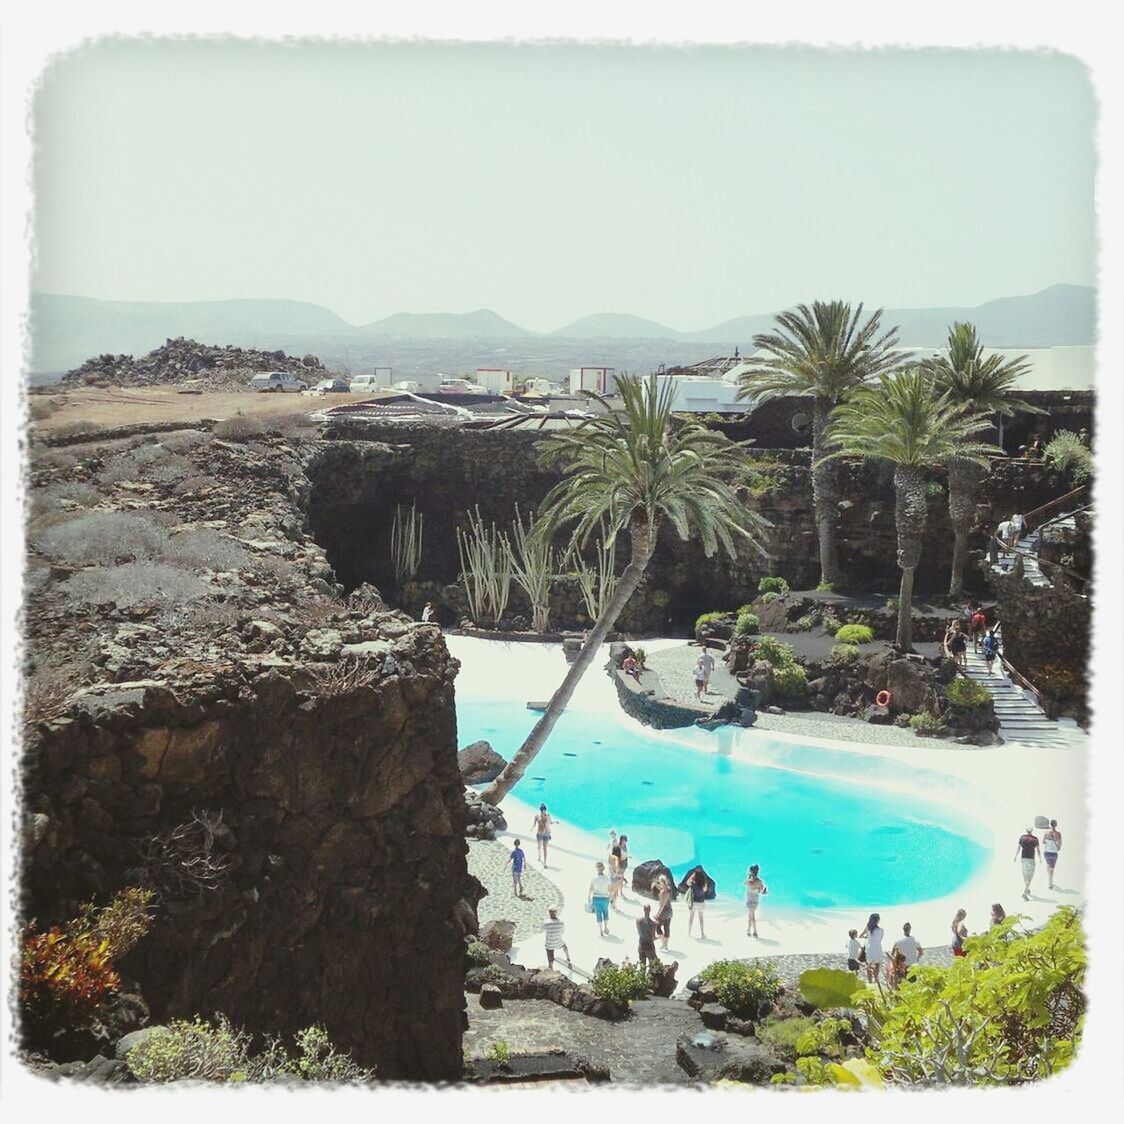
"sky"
32,39,1097,333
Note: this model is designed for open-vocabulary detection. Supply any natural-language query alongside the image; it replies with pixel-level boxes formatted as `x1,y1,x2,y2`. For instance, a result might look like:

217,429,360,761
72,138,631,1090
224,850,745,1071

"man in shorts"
542,908,571,970
970,606,988,651
506,839,527,898
996,518,1016,553
699,648,716,694
890,922,924,981
636,905,658,968
1043,819,1063,889
1015,826,1040,900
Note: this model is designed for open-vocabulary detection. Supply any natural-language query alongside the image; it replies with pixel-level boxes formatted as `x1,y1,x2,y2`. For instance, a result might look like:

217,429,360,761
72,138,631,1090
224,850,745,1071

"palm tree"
828,370,1000,651
918,322,1040,598
736,301,904,587
480,374,770,805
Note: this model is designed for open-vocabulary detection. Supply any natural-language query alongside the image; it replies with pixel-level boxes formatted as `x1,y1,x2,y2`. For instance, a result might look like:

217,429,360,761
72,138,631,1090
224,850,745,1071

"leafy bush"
794,614,816,631
798,967,866,1010
734,611,760,636
485,1040,511,1064
757,1015,817,1052
773,664,808,697
1044,431,1093,478
910,711,941,731
125,1015,374,1083
35,510,171,566
63,562,212,609
752,635,797,668
631,646,648,670
695,610,729,632
465,939,492,967
835,623,874,645
591,962,653,1004
945,676,990,708
831,643,859,664
820,611,842,634
699,960,783,1019
761,591,780,604
815,580,835,593
862,908,1085,1085
795,1017,849,1059
213,414,265,442
758,576,790,596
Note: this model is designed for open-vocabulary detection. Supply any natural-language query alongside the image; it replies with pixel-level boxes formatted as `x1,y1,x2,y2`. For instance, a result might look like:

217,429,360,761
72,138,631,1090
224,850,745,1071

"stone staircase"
960,646,1071,748
987,508,1086,591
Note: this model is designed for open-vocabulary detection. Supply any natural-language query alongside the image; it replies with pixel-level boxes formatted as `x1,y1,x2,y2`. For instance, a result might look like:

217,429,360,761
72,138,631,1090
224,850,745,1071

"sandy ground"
450,636,1087,991
27,384,393,434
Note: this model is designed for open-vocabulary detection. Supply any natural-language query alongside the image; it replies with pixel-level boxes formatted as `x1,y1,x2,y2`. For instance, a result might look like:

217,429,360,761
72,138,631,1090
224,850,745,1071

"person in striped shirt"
542,908,571,969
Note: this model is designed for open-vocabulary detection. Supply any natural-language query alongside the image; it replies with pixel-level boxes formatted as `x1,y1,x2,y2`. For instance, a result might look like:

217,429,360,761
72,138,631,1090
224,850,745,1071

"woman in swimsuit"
951,908,968,957
609,845,625,911
744,864,768,938
532,804,553,866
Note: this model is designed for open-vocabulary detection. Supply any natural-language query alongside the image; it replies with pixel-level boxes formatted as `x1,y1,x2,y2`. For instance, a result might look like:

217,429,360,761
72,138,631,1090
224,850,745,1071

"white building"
475,368,514,394
569,367,616,395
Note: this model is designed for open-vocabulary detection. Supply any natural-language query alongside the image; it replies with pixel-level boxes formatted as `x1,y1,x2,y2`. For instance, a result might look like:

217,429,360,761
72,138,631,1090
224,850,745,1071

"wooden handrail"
1021,486,1087,531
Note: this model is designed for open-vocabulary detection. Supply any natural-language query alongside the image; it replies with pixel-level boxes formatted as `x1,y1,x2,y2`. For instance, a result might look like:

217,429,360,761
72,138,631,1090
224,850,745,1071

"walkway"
987,506,1089,593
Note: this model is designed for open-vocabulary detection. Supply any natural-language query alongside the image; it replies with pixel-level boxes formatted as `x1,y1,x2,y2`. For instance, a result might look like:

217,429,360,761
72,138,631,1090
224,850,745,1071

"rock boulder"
458,740,507,785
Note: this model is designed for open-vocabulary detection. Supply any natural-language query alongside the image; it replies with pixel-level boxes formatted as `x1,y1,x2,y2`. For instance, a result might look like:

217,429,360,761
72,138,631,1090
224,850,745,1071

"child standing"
506,839,526,898
847,928,862,973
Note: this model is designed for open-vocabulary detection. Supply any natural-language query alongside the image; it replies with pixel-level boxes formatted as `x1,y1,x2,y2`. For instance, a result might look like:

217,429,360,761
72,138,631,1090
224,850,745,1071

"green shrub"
798,967,865,1009
486,1040,511,1064
591,962,653,1004
734,611,760,637
910,711,941,731
699,960,783,1019
773,664,808,697
753,635,797,668
761,591,780,604
815,580,835,593
465,939,492,966
835,623,874,645
758,576,790,596
738,603,757,616
946,676,990,707
695,610,728,633
1044,430,1093,478
795,1017,849,1059
794,614,816,631
757,1015,817,1052
821,611,842,634
631,646,648,670
831,643,859,664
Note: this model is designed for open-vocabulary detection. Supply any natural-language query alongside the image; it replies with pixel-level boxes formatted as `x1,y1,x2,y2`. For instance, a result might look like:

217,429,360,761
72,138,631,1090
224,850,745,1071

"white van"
249,371,307,393
349,375,383,393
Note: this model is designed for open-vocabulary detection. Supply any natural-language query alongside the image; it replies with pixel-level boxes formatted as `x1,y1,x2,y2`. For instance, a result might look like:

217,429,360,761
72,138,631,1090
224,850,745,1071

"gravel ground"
643,643,926,747
467,837,565,940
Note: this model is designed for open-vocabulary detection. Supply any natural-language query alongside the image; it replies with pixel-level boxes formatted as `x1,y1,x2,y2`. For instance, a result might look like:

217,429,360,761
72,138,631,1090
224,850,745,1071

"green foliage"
758,575,790,596
648,588,670,608
699,960,783,1019
486,1040,511,1064
695,610,729,632
860,908,1085,1086
1044,430,1093,479
794,614,816,631
757,1015,816,1051
465,939,492,967
761,591,780,604
738,603,757,615
831,643,859,665
734,611,760,637
821,611,842,634
591,962,654,1004
910,711,941,731
925,480,946,500
795,1017,849,1059
631,646,648,670
946,676,990,708
773,664,808,698
125,1015,374,1084
753,635,797,668
835,623,874,645
815,580,835,593
798,967,866,1009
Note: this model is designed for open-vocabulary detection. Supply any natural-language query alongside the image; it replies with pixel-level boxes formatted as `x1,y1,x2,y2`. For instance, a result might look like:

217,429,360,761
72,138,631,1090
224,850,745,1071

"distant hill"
31,294,351,373
550,313,680,339
357,309,531,340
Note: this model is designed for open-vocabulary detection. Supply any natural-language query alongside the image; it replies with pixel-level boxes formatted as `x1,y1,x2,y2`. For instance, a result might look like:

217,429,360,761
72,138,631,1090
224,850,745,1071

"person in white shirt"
996,518,1016,552
699,648,716,693
846,929,862,973
890,922,923,980
1042,819,1063,889
541,908,571,970
588,861,612,936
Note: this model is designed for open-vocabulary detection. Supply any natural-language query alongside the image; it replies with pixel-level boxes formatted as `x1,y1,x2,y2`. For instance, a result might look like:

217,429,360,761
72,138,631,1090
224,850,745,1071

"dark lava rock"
676,1030,786,1085
699,1003,729,1030
458,740,507,784
478,984,504,1009
726,1016,757,1037
479,919,516,952
863,704,892,724
632,858,677,898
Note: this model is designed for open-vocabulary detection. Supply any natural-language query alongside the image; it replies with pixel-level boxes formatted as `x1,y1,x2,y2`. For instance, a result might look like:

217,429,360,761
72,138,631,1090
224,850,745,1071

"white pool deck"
450,636,1087,986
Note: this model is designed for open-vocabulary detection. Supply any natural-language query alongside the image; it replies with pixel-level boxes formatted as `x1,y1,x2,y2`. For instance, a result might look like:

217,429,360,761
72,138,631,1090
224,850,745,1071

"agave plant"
828,370,1000,650
571,524,618,623
507,505,556,632
389,502,423,587
456,507,512,627
480,374,771,804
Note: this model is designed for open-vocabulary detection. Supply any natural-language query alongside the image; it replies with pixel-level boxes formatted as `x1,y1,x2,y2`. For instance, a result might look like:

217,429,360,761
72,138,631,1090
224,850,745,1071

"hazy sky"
32,40,1096,332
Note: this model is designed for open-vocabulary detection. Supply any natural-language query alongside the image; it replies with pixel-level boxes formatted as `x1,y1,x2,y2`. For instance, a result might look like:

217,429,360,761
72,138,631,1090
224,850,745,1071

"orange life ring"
876,690,892,707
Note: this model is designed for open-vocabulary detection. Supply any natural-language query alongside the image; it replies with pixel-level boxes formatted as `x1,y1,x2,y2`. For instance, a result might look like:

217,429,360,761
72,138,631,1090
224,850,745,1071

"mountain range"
28,284,1095,375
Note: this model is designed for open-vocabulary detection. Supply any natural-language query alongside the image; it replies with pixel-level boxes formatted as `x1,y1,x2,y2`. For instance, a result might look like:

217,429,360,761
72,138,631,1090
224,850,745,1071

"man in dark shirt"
636,905,658,967
1015,827,1040,900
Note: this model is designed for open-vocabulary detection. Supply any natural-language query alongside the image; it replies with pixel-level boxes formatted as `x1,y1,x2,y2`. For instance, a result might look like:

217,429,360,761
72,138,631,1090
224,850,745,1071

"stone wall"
306,428,1080,634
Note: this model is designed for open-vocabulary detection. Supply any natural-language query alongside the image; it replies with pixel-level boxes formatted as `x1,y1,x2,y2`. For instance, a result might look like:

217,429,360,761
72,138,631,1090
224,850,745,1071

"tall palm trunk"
894,465,928,651
480,516,656,805
811,395,842,585
946,456,985,598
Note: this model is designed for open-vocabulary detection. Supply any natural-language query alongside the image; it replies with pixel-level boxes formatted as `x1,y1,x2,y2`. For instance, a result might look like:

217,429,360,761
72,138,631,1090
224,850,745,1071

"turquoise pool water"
458,700,988,910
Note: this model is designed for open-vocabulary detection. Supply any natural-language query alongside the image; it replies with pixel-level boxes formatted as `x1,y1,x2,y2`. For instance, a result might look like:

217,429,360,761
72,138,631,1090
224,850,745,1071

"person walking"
609,845,626,912
744,864,768,938
421,602,434,623
693,655,708,700
506,839,527,898
890,922,923,982
699,647,716,694
618,835,631,899
990,903,1007,928
860,913,884,984
970,606,988,651
532,804,554,866
948,624,968,670
653,874,674,950
982,627,1000,675
1043,819,1063,890
636,905,659,968
542,908,571,970
950,908,968,957
588,861,612,937
685,868,707,939
1015,825,1040,900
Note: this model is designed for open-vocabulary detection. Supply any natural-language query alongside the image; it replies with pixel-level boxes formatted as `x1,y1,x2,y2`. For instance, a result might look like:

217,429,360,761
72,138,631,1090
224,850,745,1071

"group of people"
944,603,1000,674
847,915,924,989
693,648,717,699
1017,819,1064,897
996,512,1027,552
586,830,633,935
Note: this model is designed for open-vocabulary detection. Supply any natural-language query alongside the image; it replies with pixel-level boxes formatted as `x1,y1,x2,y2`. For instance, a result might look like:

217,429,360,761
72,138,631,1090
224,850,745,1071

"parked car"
249,371,308,393
349,374,383,392
438,377,487,394
314,378,351,393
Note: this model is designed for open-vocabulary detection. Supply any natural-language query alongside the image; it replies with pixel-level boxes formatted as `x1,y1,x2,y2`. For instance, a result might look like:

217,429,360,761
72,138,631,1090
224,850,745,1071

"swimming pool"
451,638,990,911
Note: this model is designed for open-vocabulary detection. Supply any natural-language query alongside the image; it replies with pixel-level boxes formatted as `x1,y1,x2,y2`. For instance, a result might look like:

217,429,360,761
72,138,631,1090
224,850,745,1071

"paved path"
468,838,564,940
